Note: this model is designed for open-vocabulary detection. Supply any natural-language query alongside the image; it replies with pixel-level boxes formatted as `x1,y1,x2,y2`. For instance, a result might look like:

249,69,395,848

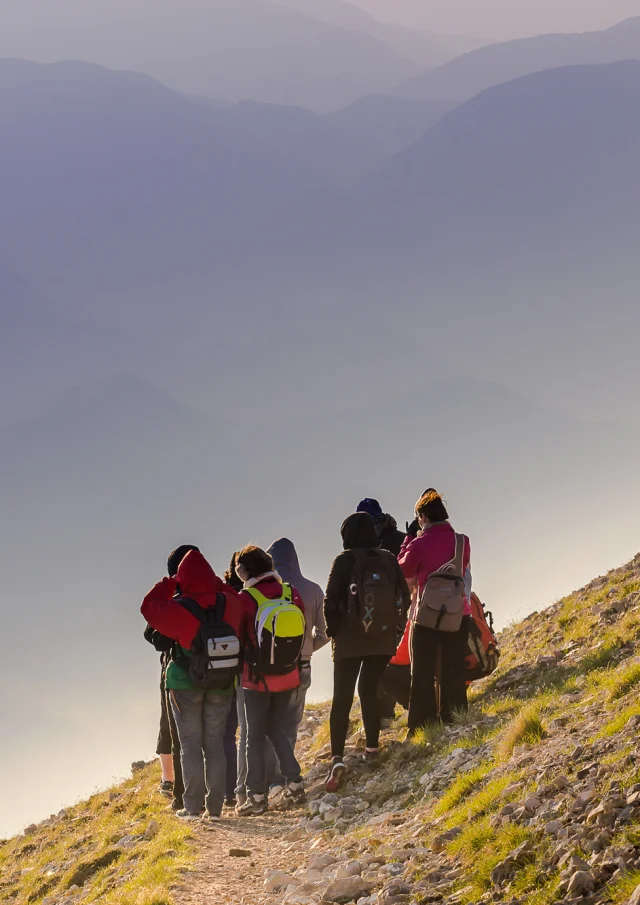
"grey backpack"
414,533,466,632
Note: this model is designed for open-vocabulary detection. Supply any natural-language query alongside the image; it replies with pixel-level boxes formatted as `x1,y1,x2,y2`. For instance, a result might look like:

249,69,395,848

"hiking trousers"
378,664,411,718
244,688,302,797
170,688,232,816
235,686,278,798
408,619,469,733
330,655,390,757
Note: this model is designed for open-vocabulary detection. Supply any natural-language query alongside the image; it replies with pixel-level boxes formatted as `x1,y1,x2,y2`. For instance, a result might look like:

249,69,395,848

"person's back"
141,549,244,821
267,537,328,662
235,545,307,816
323,512,410,792
398,490,471,734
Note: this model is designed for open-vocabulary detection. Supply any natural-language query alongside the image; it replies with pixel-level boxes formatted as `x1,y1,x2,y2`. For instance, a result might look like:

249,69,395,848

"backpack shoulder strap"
453,533,466,577
281,583,293,603
176,597,208,623
214,591,227,622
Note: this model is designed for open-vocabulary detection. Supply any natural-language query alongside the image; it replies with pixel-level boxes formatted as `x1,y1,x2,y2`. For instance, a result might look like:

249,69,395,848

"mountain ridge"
3,552,640,904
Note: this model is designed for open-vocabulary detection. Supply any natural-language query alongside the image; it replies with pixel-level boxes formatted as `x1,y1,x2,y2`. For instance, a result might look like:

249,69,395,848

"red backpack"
466,593,500,682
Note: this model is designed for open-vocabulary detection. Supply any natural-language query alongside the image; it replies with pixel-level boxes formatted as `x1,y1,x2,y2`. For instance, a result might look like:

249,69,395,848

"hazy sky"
351,0,640,39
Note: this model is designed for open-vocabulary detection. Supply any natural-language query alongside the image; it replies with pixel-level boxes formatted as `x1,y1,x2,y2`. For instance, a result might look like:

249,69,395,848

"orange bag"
466,592,500,682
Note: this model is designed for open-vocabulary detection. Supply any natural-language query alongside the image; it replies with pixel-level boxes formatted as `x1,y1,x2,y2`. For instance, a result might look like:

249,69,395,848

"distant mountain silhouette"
276,0,454,68
393,16,640,104
0,0,419,111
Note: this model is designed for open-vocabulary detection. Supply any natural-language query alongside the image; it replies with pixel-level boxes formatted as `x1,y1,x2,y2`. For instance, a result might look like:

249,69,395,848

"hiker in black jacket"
356,498,406,557
324,512,411,793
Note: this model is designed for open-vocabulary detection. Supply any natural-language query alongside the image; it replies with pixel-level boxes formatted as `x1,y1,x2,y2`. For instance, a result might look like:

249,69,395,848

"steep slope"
5,554,640,904
0,0,418,111
272,551,640,905
393,16,640,104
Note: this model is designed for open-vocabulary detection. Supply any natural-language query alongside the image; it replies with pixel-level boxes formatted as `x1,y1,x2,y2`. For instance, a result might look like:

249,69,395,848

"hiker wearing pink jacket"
398,490,471,733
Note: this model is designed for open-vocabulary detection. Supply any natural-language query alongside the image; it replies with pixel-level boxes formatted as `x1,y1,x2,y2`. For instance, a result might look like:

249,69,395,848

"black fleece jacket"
324,512,411,661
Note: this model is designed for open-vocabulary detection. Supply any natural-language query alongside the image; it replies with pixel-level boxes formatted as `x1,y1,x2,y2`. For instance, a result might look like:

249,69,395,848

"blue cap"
356,498,383,518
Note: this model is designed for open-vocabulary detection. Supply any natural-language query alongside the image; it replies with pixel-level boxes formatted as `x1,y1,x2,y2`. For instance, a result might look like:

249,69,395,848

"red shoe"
325,757,346,793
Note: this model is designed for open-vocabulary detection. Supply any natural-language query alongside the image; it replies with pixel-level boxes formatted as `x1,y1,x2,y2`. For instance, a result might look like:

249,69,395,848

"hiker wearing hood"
235,545,307,816
265,538,328,794
357,499,406,558
141,549,244,822
323,513,411,793
143,544,200,812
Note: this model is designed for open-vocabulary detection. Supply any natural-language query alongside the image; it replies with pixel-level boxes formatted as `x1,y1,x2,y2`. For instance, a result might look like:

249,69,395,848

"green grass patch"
434,763,494,816
496,702,546,760
605,869,640,905
447,818,532,902
588,659,640,700
0,765,194,905
595,700,640,738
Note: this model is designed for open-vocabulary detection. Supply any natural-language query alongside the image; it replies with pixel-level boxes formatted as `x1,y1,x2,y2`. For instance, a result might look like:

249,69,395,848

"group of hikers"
141,489,498,822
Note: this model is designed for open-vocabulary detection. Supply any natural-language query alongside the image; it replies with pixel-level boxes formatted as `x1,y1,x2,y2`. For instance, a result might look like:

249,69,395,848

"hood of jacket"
374,513,398,536
176,549,221,598
267,538,302,579
341,512,378,550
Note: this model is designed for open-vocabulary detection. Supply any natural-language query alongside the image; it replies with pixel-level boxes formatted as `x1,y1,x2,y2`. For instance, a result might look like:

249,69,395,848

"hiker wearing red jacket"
141,548,244,822
234,545,307,817
398,490,471,733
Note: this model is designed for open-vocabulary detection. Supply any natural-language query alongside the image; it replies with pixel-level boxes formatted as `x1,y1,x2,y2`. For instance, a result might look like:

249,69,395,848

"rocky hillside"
4,553,640,905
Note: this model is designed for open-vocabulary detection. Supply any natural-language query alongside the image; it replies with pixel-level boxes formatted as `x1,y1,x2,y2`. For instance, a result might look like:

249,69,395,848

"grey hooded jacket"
267,538,329,661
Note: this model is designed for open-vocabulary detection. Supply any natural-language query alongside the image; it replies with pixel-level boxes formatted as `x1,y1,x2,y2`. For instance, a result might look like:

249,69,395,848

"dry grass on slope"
0,764,193,905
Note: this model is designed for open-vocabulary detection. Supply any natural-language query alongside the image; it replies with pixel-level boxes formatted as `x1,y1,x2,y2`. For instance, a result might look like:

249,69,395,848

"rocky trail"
5,553,640,905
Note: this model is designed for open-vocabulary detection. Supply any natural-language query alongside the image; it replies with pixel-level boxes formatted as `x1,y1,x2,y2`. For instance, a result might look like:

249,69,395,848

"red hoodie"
141,550,245,650
240,576,305,694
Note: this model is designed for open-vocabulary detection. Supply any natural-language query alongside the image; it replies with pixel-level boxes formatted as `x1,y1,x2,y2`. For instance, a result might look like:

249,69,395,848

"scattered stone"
265,870,299,892
324,877,374,903
144,820,160,840
567,871,595,896
130,760,146,774
229,848,252,858
309,853,338,871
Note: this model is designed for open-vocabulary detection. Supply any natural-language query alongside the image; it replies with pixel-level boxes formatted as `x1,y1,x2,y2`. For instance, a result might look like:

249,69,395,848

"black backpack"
348,549,400,639
174,594,240,690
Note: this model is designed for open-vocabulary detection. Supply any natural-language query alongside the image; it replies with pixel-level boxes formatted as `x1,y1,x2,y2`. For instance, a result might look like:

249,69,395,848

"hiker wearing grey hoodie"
267,538,329,745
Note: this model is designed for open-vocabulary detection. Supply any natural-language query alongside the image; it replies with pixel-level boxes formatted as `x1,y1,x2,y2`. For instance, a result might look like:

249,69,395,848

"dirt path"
176,812,301,905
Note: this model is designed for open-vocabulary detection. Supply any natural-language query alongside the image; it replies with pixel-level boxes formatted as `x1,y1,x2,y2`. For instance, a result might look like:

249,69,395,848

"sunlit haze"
2,0,640,840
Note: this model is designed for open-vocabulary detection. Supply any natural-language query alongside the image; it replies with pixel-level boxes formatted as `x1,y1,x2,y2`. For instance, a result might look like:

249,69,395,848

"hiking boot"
269,784,285,804
325,757,346,794
283,781,306,806
175,808,201,820
236,794,268,817
224,796,237,809
362,748,380,762
171,798,184,811
159,780,174,796
202,812,221,823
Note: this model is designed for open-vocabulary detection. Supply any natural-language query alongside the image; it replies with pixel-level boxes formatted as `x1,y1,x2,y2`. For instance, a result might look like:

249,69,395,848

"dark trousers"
408,619,469,733
330,655,390,757
157,668,172,755
167,692,185,806
223,693,238,800
378,664,411,718
244,689,302,796
158,663,184,806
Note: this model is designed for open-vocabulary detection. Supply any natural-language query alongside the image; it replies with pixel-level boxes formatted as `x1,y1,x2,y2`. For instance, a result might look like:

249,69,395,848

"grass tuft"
434,763,493,816
496,702,546,760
